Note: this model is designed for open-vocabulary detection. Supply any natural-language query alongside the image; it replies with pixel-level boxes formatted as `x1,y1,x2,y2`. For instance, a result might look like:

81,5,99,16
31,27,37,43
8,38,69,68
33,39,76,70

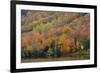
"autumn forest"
21,10,90,62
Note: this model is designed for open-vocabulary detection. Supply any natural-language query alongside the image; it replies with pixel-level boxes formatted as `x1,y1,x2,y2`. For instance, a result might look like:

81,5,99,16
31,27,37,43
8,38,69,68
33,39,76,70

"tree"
22,35,30,48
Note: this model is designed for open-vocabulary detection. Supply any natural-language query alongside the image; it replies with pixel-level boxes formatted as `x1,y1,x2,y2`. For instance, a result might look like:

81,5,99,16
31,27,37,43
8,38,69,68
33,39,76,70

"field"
21,10,90,63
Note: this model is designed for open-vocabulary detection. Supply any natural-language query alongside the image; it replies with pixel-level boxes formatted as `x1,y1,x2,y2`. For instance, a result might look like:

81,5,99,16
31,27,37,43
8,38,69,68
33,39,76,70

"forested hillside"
21,10,90,62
